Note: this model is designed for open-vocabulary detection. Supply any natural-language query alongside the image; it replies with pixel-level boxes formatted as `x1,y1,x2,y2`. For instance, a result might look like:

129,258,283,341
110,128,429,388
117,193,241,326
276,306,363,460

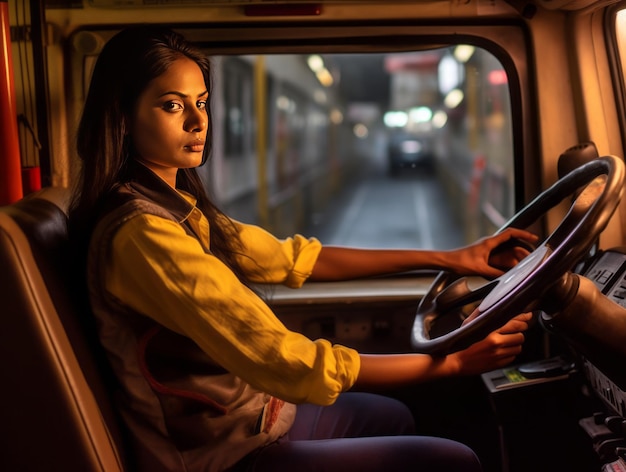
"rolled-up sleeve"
234,221,322,288
105,213,359,405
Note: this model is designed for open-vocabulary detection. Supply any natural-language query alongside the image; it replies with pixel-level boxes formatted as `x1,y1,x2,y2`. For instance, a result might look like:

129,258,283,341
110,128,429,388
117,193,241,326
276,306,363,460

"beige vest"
87,175,295,471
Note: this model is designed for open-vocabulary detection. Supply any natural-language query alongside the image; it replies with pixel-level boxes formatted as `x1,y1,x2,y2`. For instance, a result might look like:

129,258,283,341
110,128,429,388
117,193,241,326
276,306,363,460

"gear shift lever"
558,141,599,179
557,142,602,264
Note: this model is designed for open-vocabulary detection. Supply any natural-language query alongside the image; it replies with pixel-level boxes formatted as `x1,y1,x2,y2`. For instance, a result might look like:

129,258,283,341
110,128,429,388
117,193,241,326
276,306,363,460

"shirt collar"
127,161,196,224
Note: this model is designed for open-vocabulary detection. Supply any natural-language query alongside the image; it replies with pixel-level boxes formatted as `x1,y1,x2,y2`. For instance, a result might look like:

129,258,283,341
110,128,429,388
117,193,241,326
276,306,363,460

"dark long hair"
69,25,248,283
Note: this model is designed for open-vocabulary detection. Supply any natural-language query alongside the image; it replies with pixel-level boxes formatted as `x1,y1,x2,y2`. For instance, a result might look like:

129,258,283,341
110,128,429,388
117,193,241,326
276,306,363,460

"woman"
69,25,536,472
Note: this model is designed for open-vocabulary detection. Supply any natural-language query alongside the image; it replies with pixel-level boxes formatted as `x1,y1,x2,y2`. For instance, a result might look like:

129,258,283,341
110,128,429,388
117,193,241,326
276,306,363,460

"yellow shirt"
105,197,360,406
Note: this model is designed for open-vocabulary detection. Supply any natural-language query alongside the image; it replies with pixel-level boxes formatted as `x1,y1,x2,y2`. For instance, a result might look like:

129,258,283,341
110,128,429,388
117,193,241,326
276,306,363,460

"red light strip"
244,4,322,16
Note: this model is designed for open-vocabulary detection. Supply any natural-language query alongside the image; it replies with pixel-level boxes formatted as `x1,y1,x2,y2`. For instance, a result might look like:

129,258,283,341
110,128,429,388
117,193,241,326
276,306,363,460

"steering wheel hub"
479,245,551,312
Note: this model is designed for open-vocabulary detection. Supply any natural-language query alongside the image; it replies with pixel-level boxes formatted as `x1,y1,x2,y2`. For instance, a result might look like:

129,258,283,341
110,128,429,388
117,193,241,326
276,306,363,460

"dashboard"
579,248,626,417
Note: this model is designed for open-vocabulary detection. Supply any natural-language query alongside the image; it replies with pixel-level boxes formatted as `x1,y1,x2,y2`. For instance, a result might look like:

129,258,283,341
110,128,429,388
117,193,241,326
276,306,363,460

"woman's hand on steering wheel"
448,311,534,376
447,228,539,279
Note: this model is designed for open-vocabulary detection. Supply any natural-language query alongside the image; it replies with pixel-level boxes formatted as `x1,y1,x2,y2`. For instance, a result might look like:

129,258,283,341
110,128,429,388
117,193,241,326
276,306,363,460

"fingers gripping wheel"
412,155,625,356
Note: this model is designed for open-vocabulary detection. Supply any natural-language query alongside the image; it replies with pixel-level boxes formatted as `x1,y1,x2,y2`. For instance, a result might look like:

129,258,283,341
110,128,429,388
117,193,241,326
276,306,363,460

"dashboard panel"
580,248,626,416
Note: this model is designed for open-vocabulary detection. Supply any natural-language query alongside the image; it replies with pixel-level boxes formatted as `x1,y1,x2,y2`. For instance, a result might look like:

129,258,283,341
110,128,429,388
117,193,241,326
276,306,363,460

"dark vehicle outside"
387,130,435,174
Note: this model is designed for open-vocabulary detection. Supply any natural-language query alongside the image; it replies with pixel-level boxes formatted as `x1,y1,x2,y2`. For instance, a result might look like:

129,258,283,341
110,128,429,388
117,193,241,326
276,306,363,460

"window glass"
615,9,626,113
221,57,253,158
209,46,514,249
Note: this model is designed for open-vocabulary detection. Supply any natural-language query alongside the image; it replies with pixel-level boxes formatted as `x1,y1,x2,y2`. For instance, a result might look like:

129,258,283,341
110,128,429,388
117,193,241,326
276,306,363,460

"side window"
221,57,253,159
615,8,626,142
209,46,514,249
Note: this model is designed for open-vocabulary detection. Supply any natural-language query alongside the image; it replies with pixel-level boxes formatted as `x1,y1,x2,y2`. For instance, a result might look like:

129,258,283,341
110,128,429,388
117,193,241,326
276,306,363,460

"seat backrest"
0,187,128,471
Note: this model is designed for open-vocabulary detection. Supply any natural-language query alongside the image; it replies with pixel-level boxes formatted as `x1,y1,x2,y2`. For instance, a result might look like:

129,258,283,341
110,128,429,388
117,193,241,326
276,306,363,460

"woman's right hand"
355,312,533,390
446,312,534,376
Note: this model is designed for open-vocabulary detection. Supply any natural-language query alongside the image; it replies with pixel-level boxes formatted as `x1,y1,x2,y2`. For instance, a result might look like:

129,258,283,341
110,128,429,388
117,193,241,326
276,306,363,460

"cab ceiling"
44,0,619,12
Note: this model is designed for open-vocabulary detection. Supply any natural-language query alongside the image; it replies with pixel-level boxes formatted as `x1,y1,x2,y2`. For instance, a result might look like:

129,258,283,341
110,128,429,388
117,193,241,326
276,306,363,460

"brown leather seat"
0,187,129,471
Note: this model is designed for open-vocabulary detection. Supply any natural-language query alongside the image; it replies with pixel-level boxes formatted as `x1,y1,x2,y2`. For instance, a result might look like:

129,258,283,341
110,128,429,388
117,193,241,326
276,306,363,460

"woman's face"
129,56,209,187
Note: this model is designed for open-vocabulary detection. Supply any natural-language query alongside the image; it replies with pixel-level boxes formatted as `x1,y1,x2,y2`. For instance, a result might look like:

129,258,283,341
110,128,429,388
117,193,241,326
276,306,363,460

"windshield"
205,46,513,249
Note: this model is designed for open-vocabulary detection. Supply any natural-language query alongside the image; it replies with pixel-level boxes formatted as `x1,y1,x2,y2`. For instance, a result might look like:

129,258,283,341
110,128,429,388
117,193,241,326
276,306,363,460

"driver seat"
0,187,129,471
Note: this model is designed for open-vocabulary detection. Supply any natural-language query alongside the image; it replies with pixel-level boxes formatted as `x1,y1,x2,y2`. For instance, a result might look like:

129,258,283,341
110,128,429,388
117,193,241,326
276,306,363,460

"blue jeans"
235,392,482,472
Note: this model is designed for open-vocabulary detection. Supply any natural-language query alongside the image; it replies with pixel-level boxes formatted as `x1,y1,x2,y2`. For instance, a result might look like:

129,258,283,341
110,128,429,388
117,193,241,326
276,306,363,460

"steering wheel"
411,155,625,356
